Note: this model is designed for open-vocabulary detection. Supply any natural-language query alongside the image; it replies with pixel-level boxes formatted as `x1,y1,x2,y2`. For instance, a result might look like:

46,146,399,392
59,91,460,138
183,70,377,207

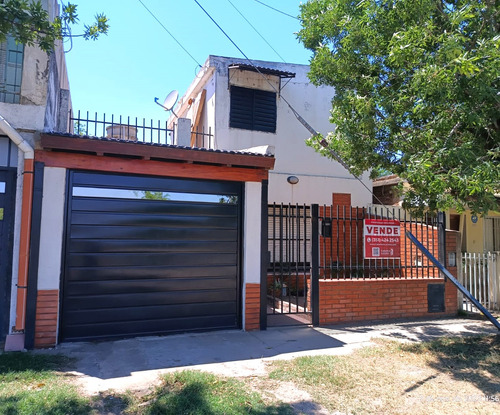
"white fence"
460,252,499,311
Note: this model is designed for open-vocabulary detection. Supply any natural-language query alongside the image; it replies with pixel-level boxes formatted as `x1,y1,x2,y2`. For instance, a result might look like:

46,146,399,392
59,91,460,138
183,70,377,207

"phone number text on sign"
364,219,401,259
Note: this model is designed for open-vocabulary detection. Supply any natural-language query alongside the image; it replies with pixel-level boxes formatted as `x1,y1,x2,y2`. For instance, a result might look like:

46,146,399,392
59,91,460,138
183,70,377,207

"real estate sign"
364,219,401,259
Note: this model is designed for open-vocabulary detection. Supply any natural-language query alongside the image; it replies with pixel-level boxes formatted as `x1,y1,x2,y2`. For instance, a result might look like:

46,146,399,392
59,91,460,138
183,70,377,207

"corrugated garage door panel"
60,171,242,342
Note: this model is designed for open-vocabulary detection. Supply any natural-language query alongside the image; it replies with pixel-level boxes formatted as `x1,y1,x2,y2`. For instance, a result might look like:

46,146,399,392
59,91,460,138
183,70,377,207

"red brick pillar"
245,283,260,331
34,290,59,348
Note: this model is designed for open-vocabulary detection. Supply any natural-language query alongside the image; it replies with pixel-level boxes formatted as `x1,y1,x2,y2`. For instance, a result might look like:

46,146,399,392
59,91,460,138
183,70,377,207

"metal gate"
267,203,313,325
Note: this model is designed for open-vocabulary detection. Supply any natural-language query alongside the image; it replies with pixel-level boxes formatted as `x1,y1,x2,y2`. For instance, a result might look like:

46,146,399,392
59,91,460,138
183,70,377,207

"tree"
0,1,108,52
298,0,499,214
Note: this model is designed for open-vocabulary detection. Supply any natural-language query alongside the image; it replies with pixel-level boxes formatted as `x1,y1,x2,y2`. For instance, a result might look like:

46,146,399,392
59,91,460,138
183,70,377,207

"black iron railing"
191,125,214,149
69,110,175,145
317,204,441,280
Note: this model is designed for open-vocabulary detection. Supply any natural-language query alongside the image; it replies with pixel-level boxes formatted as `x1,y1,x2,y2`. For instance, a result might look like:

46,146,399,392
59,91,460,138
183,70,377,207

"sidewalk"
38,316,498,394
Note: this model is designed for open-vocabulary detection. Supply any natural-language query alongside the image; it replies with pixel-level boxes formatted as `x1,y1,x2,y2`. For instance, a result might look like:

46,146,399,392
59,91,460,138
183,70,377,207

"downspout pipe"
0,114,34,332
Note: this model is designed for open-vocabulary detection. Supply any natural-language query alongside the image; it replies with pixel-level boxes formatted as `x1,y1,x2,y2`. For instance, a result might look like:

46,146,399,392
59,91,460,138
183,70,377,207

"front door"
0,168,16,342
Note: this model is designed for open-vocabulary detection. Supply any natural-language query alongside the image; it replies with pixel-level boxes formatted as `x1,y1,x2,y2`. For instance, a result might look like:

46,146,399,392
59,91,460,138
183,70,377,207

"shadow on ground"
39,326,345,380
36,317,497,383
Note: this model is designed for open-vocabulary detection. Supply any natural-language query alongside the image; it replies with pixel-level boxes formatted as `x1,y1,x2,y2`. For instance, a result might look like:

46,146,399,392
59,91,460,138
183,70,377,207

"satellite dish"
163,90,179,111
154,90,179,118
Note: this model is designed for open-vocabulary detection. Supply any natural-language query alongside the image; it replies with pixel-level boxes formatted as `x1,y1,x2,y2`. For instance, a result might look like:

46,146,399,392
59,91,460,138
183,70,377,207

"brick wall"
319,278,457,325
318,228,460,325
34,290,59,348
245,283,260,331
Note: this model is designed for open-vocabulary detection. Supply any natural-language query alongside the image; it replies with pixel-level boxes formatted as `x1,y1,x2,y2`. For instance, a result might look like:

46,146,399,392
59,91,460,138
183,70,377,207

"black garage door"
60,171,242,341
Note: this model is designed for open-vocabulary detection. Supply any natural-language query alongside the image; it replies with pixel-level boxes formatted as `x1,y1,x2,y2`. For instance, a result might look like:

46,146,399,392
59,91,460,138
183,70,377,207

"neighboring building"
169,55,373,207
372,175,500,253
0,0,71,348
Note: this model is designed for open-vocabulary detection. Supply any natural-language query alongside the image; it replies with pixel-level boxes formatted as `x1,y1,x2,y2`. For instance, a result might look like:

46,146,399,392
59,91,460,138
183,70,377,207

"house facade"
170,55,373,207
1,19,276,348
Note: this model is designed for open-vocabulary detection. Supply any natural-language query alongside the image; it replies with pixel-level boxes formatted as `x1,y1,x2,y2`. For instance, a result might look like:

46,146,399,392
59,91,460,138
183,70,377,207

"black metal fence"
266,203,444,319
191,125,214,149
318,205,442,280
69,110,174,145
68,111,216,149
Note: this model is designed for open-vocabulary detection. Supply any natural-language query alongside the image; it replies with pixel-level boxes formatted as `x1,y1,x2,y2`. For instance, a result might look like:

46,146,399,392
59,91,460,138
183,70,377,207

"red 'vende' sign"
363,219,401,259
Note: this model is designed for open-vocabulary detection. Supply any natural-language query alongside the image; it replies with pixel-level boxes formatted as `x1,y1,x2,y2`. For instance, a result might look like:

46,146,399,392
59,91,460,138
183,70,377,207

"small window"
484,217,500,252
230,86,276,133
0,36,24,104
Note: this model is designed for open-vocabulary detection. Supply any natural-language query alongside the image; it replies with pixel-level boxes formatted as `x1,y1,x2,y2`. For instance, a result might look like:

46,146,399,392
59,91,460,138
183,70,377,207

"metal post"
311,204,320,326
437,211,446,279
260,180,269,330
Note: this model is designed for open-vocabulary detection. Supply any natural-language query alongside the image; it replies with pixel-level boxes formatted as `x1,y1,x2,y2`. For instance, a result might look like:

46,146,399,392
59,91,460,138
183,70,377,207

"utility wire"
226,0,286,63
193,0,388,209
253,0,299,20
137,0,202,68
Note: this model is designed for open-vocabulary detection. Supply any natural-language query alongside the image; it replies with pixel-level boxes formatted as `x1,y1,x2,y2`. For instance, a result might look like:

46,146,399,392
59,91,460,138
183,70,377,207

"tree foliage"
0,0,108,52
298,0,499,214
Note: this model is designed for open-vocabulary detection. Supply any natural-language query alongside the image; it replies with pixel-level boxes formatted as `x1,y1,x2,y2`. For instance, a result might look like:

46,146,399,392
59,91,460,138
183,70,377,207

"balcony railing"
68,110,215,149
69,110,174,145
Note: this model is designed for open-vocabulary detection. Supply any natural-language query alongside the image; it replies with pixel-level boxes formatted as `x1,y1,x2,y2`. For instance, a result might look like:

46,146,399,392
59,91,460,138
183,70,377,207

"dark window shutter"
230,86,276,133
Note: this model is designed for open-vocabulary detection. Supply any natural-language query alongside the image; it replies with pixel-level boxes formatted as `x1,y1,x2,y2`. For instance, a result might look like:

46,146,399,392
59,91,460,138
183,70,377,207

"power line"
253,0,299,20
193,0,386,208
137,0,202,68
226,0,286,63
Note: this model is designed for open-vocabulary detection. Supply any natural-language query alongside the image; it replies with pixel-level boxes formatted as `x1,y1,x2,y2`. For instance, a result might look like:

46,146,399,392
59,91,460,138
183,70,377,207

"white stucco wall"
268,171,372,206
243,182,262,285
37,167,66,290
0,104,46,133
177,56,373,207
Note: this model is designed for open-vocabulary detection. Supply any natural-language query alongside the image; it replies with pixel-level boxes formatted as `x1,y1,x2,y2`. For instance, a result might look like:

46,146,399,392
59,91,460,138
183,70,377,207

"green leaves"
299,0,500,214
0,1,108,53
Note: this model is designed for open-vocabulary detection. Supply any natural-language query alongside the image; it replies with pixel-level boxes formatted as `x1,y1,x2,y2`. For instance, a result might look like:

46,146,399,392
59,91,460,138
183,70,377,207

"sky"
64,0,312,123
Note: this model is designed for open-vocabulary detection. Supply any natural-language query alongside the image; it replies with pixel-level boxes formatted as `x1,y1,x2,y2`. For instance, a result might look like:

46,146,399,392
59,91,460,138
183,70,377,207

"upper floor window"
0,36,24,104
229,86,276,133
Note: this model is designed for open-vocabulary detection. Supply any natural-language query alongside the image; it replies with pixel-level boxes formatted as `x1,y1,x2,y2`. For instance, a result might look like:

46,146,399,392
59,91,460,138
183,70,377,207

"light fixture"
287,175,299,185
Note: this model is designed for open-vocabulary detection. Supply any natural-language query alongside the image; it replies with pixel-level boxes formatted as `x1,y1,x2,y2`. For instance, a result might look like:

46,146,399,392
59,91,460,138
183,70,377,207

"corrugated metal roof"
228,63,295,78
43,132,274,158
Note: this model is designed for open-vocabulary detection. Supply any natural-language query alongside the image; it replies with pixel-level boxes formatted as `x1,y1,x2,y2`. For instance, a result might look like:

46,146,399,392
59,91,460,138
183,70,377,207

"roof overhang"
228,63,295,79
39,133,275,171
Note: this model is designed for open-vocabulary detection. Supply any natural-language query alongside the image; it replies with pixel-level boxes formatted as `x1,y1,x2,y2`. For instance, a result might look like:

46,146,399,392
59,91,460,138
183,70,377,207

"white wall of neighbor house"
175,56,372,207
243,182,262,285
268,171,372,206
37,167,66,290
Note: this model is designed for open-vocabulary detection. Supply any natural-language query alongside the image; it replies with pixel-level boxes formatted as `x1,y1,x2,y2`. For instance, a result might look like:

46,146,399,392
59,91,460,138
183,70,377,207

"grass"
0,353,292,415
134,371,293,415
1,335,499,414
268,335,500,415
0,353,90,415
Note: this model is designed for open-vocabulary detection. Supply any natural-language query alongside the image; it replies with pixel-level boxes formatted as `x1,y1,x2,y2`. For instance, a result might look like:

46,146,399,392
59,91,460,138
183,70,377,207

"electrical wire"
253,0,299,20
226,0,286,63
137,0,202,68
193,0,389,209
